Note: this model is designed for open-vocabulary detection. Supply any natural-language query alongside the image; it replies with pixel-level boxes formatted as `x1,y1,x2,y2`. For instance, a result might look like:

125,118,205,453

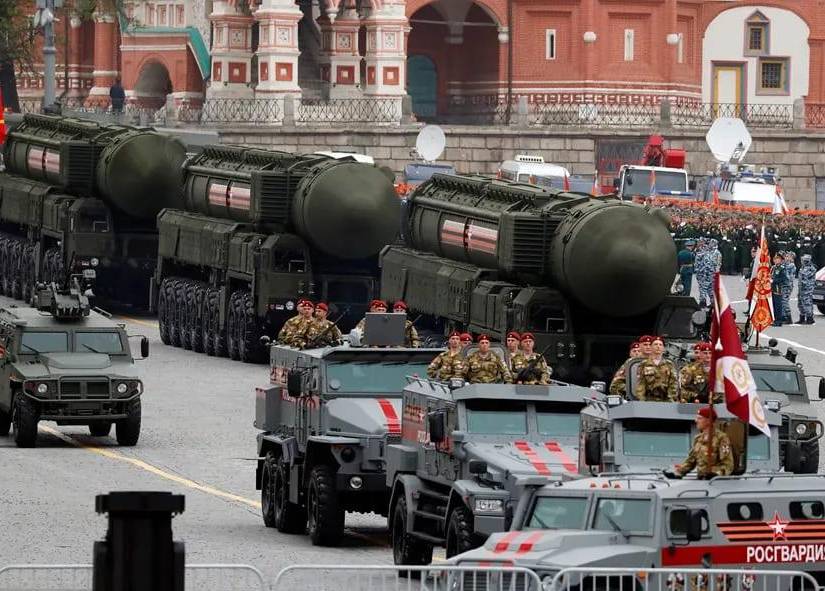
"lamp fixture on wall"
583,31,597,43
666,32,682,45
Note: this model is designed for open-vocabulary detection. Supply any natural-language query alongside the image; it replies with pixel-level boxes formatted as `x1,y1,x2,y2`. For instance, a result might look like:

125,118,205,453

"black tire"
89,422,112,437
209,289,228,357
21,244,36,303
227,291,240,361
0,406,11,436
261,452,278,527
391,496,433,566
168,280,181,348
179,280,192,351
190,283,205,353
239,292,262,363
158,278,171,345
801,441,820,474
446,504,478,558
9,240,22,300
203,288,215,356
116,400,141,446
306,464,344,546
0,237,9,296
818,305,825,315
13,395,39,448
262,452,306,533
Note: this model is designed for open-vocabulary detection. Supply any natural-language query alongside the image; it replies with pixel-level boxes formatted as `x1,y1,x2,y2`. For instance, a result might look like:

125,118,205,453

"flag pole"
706,272,722,471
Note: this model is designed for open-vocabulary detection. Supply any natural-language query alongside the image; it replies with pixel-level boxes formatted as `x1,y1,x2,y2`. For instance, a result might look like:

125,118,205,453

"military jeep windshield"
622,419,691,457
593,497,653,533
537,402,583,438
19,331,124,354
466,400,527,435
525,496,589,530
751,368,802,395
20,332,69,353
76,331,124,354
327,361,430,393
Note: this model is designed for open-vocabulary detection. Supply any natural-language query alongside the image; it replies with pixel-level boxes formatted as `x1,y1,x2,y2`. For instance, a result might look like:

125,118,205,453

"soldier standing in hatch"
679,342,718,403
464,335,512,384
609,341,642,397
505,331,523,373
427,331,465,381
797,254,817,324
303,302,343,348
393,300,420,347
667,406,734,479
355,299,388,333
277,298,315,348
633,336,677,401
512,332,551,385
638,335,654,359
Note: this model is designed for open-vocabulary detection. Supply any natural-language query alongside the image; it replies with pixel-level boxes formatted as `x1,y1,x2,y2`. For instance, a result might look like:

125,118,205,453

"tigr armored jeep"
580,400,785,474
387,376,602,565
254,323,440,546
0,284,148,447
451,472,825,584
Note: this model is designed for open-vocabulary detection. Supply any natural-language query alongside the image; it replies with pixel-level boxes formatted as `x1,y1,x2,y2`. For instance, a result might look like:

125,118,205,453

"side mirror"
584,432,602,466
818,378,825,400
287,369,304,398
688,180,697,190
427,411,446,444
468,460,488,475
612,178,620,189
686,509,704,542
784,442,802,474
140,336,149,359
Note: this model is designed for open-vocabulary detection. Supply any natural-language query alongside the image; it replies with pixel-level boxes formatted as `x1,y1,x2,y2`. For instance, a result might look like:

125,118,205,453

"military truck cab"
387,378,602,565
0,283,147,447
254,323,439,546
580,400,782,475
614,165,695,200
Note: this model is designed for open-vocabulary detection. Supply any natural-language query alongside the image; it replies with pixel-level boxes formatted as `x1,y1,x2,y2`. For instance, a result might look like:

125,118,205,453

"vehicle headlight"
765,399,780,411
90,257,99,267
795,423,808,436
116,382,129,395
37,382,49,394
474,498,504,513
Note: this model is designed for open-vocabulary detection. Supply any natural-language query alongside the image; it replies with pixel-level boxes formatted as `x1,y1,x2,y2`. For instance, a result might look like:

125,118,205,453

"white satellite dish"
415,125,446,163
706,117,752,164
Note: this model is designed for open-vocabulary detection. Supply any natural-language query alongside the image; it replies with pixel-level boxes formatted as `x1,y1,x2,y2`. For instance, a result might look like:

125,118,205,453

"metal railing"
546,567,820,591
671,102,793,128
295,97,403,125
446,95,512,125
272,564,543,591
531,103,660,128
186,97,282,125
0,563,267,591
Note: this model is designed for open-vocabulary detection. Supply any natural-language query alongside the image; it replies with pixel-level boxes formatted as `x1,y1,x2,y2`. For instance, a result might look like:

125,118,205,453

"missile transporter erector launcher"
0,114,186,306
381,174,701,384
154,145,400,362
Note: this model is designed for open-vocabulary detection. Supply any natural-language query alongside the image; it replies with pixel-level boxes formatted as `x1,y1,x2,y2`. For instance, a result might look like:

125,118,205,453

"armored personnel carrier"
381,174,700,384
451,473,825,582
0,282,148,447
387,376,601,565
254,316,439,546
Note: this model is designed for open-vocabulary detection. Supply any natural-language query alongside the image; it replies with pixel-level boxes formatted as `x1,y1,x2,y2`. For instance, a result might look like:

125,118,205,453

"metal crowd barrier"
272,564,543,591
546,567,821,591
0,563,267,591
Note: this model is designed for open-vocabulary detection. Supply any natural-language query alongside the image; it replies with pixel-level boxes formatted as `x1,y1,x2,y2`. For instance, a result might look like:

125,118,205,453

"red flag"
747,225,773,332
709,274,770,437
563,173,570,191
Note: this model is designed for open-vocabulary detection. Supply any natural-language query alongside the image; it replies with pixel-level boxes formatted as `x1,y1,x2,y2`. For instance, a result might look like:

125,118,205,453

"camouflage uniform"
507,351,524,375
771,262,789,325
303,318,343,348
694,244,715,308
676,429,734,478
797,255,817,322
463,351,512,384
277,315,313,348
609,358,636,397
782,258,796,322
633,358,677,401
427,350,465,381
512,353,551,385
679,361,719,403
404,320,421,348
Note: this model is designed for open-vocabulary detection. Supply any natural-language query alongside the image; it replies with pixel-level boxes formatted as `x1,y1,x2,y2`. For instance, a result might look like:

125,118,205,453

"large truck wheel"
0,406,11,436
306,464,344,546
262,452,306,533
158,279,171,345
168,280,182,348
189,284,205,353
392,496,433,565
13,395,39,448
239,292,263,364
446,505,479,558
801,442,820,474
116,401,141,446
178,281,193,351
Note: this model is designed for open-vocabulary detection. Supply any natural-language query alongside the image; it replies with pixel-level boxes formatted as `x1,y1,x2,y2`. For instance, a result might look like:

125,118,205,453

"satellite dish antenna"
706,117,752,164
415,125,446,163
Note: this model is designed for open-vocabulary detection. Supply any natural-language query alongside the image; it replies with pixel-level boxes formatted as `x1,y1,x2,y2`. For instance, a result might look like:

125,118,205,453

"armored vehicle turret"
387,376,602,565
254,320,439,546
0,283,148,447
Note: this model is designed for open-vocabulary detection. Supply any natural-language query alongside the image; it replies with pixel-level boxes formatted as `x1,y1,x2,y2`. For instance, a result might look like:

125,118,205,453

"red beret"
639,335,654,344
460,332,473,341
506,331,521,340
694,341,711,352
369,299,387,310
298,298,314,308
448,331,462,339
393,300,407,310
520,332,535,341
316,302,329,312
652,336,665,345
630,341,640,351
698,406,718,420
477,334,491,343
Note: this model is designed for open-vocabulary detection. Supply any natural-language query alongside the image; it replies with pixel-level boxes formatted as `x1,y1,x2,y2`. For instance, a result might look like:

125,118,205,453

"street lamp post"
35,0,63,111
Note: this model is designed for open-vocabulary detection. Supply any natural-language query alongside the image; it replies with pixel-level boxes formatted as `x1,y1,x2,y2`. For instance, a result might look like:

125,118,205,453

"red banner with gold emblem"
748,225,774,333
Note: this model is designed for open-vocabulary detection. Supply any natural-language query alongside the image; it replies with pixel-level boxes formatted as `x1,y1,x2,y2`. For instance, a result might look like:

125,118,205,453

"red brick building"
14,0,825,121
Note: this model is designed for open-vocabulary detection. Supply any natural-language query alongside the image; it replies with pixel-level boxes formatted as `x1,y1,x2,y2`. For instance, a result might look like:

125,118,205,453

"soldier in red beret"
355,299,388,333
392,300,420,347
463,334,511,383
505,331,523,373
460,333,473,346
427,331,464,381
666,406,734,479
679,342,716,403
609,341,643,397
304,301,343,348
278,298,315,348
513,332,551,384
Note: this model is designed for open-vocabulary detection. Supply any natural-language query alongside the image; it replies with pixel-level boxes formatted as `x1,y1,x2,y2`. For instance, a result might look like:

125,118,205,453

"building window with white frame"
624,29,634,61
757,58,789,95
545,29,556,60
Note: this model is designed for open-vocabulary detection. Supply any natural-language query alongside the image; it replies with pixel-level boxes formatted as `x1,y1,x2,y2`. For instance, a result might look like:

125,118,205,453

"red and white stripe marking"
493,531,545,554
544,440,578,473
513,441,551,476
208,182,252,211
376,398,401,435
439,220,498,255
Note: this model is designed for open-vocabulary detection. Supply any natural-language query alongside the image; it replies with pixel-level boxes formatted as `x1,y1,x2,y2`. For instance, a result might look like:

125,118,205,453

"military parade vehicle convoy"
451,473,825,583
387,370,602,564
0,282,148,447
254,316,439,546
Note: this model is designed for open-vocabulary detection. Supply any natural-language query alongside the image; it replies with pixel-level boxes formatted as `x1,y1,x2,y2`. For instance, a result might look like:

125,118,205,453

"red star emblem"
767,513,788,540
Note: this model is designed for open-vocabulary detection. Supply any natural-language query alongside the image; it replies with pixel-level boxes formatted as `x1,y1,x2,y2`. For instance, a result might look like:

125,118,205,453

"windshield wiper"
602,512,630,540
757,378,778,392
21,344,42,355
529,513,551,529
81,343,103,354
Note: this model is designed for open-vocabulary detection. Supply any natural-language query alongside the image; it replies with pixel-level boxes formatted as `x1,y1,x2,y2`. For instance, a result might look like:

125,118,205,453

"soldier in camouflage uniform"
609,341,642,397
277,298,315,348
463,334,512,384
304,302,343,348
668,406,734,479
460,333,473,348
427,331,465,381
771,253,789,327
393,301,421,347
797,254,817,324
638,335,654,359
355,299,388,332
505,331,523,374
783,251,797,324
633,336,678,401
512,332,551,385
679,342,718,403
695,240,715,308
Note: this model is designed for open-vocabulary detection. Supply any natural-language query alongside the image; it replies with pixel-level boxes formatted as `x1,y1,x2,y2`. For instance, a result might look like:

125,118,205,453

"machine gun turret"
32,280,90,320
